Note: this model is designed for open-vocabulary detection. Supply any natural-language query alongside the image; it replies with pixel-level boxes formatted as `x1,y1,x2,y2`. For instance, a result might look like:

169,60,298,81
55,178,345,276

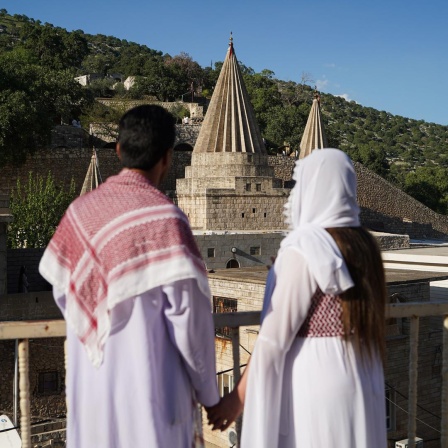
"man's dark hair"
118,105,176,170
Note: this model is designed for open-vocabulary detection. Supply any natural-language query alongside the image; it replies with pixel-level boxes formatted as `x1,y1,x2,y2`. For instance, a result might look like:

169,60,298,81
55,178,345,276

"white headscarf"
281,148,360,295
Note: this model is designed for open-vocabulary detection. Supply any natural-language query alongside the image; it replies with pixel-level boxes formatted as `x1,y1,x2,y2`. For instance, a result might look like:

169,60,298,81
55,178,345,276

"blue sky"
3,0,448,126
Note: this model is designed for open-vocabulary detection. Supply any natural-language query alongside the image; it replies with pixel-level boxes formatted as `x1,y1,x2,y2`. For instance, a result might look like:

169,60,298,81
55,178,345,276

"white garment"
282,148,360,295
54,278,219,448
241,248,387,448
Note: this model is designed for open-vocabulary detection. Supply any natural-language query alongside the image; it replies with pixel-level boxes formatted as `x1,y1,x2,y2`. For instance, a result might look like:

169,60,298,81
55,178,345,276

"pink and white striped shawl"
39,169,210,367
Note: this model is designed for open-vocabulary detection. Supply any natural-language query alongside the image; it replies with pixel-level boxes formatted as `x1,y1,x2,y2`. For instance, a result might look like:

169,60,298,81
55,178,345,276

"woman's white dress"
241,247,387,448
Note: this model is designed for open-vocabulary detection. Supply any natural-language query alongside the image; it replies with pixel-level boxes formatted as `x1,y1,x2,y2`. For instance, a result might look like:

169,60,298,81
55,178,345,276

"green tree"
403,166,448,214
0,48,91,166
81,53,116,76
244,72,282,131
137,61,179,101
8,172,76,248
346,144,390,178
263,105,307,151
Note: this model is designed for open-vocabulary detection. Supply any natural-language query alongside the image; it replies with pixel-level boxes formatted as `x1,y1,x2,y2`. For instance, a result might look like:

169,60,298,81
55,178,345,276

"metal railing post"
231,326,242,447
64,338,69,412
442,315,448,448
13,339,18,426
408,316,419,448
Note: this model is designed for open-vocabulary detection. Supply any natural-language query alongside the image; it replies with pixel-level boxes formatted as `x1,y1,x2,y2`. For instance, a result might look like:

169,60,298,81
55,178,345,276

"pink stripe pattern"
41,170,208,365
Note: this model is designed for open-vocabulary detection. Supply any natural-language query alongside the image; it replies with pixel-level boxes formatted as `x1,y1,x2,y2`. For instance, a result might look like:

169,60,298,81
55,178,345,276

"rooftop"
208,266,448,286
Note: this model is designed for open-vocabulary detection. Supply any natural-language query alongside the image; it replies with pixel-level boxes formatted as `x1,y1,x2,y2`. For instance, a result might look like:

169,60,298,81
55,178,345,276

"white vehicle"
0,415,21,448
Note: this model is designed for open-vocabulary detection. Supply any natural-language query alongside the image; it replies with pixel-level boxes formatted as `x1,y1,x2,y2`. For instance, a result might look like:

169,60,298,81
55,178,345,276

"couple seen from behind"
40,105,387,448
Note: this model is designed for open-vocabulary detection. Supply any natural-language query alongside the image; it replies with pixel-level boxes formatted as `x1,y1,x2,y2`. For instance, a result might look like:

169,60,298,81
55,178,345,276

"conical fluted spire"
299,93,328,159
194,35,266,154
80,149,102,196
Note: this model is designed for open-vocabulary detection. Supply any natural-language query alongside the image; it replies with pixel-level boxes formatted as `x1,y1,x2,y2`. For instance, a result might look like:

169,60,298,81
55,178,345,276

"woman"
208,149,387,447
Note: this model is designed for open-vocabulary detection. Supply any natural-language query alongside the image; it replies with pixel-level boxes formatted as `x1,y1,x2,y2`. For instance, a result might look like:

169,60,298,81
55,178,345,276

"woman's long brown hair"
325,227,387,363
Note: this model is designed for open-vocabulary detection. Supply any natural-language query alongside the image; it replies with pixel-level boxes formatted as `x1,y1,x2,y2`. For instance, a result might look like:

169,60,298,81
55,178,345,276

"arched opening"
226,259,240,269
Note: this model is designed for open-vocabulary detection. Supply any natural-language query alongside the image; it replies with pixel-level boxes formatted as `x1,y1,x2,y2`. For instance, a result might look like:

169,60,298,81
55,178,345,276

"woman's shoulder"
277,245,309,268
276,246,317,290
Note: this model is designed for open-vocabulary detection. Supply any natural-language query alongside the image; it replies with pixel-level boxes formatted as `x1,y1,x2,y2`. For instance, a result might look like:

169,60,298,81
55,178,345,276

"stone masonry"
0,195,13,294
177,153,289,230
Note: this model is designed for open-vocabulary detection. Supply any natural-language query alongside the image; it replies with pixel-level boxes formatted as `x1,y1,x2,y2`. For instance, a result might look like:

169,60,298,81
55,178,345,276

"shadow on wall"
231,248,265,265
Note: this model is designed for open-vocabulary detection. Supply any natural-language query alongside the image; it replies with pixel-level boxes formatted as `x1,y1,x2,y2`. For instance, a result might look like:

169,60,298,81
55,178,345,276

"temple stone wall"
178,188,288,231
195,233,284,270
355,162,448,240
205,194,286,231
176,152,290,231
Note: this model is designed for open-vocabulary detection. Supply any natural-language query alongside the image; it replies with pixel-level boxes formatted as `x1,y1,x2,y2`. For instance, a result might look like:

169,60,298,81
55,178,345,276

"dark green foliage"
0,48,91,166
8,172,76,248
18,22,89,70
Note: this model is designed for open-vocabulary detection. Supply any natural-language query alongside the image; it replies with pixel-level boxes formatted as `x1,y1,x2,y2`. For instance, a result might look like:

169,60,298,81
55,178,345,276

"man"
39,105,219,447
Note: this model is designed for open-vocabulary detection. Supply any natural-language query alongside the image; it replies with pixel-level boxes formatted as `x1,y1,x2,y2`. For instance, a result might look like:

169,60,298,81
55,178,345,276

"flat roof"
208,267,448,286
386,246,448,257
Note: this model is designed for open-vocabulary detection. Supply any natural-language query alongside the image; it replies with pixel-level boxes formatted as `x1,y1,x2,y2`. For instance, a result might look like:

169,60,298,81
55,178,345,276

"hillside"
1,10,448,212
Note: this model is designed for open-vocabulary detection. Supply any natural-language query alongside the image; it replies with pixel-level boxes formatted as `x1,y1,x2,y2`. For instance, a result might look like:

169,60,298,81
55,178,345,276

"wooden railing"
1,303,448,448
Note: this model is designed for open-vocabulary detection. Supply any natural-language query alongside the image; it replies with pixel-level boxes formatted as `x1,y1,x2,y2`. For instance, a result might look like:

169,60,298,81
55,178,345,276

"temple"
176,35,290,231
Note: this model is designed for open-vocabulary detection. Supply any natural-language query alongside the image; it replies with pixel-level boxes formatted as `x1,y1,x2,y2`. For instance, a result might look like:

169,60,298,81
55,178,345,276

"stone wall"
89,122,201,147
204,194,287,230
0,291,61,321
0,147,120,195
0,147,191,196
0,222,7,295
0,337,66,421
176,152,290,231
0,195,12,295
355,162,448,239
2,140,448,239
267,154,295,181
195,232,284,270
51,126,91,149
97,98,205,118
7,248,50,294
